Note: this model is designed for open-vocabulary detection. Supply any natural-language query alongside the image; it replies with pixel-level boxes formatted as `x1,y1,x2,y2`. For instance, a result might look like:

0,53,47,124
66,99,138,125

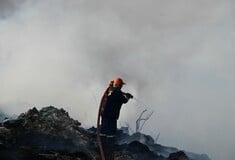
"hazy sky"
0,0,235,160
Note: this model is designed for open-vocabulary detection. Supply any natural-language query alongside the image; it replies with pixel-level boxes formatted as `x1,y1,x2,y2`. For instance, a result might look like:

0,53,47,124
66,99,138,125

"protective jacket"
101,88,128,120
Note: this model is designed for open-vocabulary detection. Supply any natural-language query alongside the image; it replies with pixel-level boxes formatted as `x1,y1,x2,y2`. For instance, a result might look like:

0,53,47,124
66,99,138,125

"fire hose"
96,85,111,160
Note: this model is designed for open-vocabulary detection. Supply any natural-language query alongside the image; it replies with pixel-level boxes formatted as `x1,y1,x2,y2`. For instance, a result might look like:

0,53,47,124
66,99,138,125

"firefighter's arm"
123,92,133,103
124,93,133,99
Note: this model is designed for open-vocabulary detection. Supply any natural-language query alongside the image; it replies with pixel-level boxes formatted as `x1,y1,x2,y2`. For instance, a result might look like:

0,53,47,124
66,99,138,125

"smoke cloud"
0,0,235,159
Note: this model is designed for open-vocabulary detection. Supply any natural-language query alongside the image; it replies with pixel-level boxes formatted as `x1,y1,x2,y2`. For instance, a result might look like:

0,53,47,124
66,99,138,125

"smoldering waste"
0,106,211,160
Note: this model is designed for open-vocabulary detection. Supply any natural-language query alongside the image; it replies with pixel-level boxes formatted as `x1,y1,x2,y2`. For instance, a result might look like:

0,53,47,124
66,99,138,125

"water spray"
132,97,155,111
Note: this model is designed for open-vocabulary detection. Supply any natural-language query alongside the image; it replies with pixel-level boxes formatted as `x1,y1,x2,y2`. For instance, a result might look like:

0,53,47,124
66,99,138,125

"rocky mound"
0,106,211,160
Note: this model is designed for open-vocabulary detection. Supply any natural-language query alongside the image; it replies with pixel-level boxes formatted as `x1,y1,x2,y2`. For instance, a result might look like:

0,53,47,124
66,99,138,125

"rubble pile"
0,106,96,159
0,106,211,160
14,106,90,148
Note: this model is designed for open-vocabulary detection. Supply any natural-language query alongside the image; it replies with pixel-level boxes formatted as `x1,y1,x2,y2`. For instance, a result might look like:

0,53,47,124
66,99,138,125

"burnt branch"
136,109,154,132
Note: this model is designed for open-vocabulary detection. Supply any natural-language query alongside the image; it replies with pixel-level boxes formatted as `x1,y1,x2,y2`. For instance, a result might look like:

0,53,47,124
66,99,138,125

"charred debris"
0,106,211,160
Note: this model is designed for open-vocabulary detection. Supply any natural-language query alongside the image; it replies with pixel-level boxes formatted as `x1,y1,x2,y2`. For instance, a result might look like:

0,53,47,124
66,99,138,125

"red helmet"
113,77,125,87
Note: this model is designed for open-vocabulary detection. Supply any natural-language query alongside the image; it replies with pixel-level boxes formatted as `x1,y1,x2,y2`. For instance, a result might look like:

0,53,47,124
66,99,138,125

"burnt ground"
0,106,211,160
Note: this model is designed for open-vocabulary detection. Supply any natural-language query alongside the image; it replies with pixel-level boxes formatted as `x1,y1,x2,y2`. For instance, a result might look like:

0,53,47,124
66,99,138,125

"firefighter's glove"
109,80,114,87
125,93,133,99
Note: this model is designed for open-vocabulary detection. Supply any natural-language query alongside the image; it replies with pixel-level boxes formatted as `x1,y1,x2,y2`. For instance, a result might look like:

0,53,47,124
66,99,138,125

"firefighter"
100,77,133,137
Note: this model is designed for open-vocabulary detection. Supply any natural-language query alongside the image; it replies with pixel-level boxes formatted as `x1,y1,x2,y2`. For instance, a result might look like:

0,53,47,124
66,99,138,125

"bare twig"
136,109,154,132
139,111,154,131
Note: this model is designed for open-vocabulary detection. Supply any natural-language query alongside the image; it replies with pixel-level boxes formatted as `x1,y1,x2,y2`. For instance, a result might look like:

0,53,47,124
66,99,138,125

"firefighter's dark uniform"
100,88,129,136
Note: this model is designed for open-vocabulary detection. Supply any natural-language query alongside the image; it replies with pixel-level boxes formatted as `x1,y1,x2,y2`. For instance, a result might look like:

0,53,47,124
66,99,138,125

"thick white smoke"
0,0,235,160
